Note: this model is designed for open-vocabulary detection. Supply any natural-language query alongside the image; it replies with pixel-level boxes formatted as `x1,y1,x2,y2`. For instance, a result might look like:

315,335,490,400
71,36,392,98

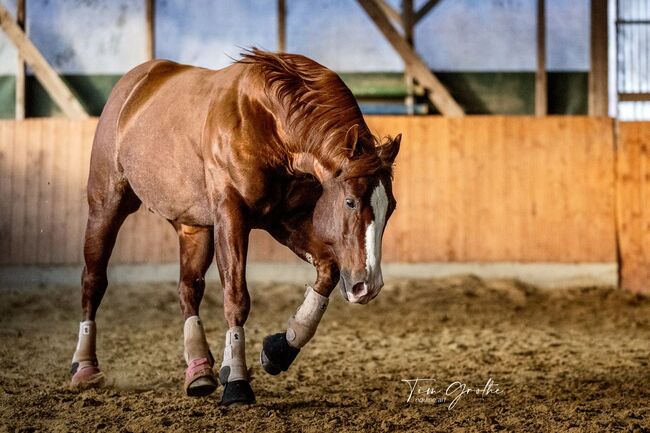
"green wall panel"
0,76,16,118
0,72,588,118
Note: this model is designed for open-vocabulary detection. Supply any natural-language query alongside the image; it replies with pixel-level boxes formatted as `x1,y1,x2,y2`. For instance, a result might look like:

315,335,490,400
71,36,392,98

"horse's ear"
344,124,360,157
378,133,401,165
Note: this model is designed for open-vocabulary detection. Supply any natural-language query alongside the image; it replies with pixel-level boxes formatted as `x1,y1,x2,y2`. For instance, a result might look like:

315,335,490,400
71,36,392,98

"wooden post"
617,122,650,293
0,3,88,119
278,0,286,52
589,0,608,116
402,0,415,114
357,0,463,116
145,0,155,60
377,0,402,28
15,0,25,120
535,0,547,116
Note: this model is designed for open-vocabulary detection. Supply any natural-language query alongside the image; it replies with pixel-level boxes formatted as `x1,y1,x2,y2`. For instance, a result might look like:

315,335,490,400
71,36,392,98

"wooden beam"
145,0,155,60
617,122,650,293
278,0,286,52
357,0,464,116
377,0,402,28
414,0,442,24
402,0,415,114
535,0,547,116
0,4,88,119
589,0,608,116
15,0,25,120
618,93,650,102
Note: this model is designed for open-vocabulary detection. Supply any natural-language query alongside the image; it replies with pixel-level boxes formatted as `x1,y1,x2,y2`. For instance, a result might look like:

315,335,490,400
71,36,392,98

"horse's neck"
283,128,345,182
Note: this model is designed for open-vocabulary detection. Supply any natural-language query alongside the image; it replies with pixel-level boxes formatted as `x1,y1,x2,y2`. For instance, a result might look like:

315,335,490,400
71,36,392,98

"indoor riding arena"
1,1,650,432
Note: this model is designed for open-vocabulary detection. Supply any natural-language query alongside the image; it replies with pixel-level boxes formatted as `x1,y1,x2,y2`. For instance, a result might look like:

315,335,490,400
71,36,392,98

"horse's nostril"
351,282,367,296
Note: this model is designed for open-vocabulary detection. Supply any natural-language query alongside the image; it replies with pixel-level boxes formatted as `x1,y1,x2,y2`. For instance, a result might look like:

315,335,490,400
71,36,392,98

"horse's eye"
345,198,356,209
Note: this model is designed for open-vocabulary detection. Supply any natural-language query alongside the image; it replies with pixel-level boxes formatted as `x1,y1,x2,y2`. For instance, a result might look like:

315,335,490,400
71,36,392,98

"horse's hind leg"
70,183,140,387
172,223,219,397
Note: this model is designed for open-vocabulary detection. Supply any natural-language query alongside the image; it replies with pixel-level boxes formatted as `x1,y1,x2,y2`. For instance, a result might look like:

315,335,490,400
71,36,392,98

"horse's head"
312,128,401,304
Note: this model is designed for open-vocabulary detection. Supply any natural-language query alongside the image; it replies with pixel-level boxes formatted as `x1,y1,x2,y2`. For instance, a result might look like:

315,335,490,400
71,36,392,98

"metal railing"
616,0,650,119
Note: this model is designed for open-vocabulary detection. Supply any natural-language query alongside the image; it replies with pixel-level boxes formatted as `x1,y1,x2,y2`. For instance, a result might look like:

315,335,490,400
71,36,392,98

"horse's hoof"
260,332,300,376
185,357,218,397
219,380,255,406
70,361,105,388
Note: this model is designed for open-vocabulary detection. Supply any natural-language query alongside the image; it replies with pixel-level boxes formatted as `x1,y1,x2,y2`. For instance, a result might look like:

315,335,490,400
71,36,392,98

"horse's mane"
239,48,390,179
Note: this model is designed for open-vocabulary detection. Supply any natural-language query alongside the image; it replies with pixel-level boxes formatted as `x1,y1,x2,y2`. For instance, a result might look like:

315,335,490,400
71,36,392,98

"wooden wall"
367,116,616,262
617,122,650,293
0,116,643,288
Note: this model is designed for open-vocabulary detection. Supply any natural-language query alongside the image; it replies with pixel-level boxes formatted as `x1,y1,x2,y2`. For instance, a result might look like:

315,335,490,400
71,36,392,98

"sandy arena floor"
1,276,649,432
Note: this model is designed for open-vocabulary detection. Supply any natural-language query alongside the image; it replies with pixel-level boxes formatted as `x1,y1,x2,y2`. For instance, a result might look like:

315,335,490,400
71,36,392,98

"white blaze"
365,181,388,283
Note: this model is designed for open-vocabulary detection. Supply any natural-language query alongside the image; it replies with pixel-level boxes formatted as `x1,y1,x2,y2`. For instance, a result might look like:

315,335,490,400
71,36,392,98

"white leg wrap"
72,320,96,364
286,286,329,349
183,316,211,364
220,326,248,382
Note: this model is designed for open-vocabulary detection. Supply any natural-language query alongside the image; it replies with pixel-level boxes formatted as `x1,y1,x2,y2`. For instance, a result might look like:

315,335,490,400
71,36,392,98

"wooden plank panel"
617,122,650,293
9,120,27,264
63,120,87,263
371,116,616,262
0,116,619,266
78,120,94,262
113,211,138,263
0,122,14,263
132,209,152,264
36,119,55,264
22,120,42,264
50,119,69,264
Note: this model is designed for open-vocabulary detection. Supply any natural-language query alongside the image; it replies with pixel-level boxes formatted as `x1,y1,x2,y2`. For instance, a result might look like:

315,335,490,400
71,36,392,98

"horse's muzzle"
340,273,384,304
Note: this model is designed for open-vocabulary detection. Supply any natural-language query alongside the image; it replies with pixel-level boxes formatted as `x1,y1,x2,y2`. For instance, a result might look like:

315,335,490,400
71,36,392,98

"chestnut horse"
70,49,401,406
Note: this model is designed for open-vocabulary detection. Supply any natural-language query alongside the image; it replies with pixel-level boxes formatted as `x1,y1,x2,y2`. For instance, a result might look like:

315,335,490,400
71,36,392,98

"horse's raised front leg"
71,183,140,387
261,224,339,375
213,195,255,406
173,223,219,397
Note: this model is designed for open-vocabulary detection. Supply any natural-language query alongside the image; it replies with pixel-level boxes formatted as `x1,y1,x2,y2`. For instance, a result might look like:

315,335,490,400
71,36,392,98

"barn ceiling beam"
375,0,444,29
535,0,547,116
0,3,88,119
376,0,403,28
15,0,25,120
589,0,608,116
414,0,443,23
145,0,155,60
278,0,286,52
357,0,464,116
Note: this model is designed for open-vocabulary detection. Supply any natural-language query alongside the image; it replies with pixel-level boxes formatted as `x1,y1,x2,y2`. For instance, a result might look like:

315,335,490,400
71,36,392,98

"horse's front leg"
261,245,340,376
213,196,255,406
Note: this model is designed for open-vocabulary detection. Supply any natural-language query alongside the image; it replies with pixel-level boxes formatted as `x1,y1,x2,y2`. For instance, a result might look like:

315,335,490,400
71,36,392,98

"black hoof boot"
219,380,255,406
260,332,300,376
